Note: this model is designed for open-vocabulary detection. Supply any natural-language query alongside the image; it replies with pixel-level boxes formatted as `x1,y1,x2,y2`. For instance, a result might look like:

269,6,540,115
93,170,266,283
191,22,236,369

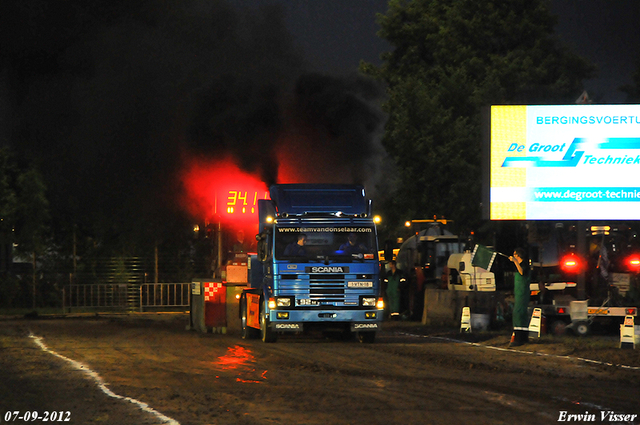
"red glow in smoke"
180,138,354,228
180,155,269,226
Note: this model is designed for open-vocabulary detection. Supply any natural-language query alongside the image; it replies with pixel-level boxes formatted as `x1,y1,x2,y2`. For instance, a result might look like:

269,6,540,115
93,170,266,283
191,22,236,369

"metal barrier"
63,283,191,312
63,284,129,311
140,283,191,310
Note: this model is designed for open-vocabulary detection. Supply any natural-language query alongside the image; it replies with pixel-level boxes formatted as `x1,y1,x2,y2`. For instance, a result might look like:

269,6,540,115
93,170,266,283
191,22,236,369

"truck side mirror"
256,231,271,262
459,261,465,272
257,239,269,262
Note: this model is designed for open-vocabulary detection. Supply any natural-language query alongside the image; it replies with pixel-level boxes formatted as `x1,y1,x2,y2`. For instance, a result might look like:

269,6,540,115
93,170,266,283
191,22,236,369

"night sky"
550,0,640,103
237,0,640,103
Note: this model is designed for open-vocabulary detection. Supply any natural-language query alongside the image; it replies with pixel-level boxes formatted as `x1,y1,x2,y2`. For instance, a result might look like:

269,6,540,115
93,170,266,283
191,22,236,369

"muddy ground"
1,314,639,425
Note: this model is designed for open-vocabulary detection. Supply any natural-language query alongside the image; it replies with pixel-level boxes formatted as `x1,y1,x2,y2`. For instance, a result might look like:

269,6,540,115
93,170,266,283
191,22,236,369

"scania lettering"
275,323,302,330
309,266,345,273
239,184,384,343
353,323,379,329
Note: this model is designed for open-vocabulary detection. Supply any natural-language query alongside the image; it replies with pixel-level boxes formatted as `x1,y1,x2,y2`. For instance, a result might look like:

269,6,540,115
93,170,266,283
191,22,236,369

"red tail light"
626,255,640,272
560,254,581,273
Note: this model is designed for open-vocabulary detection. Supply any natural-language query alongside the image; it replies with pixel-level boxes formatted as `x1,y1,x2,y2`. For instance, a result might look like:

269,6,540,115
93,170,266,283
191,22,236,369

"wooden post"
32,252,36,309
155,245,159,284
577,221,587,300
217,221,222,275
72,227,77,284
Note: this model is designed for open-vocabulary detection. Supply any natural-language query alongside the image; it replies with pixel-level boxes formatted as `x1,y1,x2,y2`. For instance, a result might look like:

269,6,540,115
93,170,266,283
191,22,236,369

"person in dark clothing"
232,230,247,253
339,233,368,255
383,260,407,320
509,247,531,347
284,234,307,256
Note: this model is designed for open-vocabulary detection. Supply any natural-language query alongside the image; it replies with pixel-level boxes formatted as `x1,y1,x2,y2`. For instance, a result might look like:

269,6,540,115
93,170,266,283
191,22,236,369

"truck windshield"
275,226,377,261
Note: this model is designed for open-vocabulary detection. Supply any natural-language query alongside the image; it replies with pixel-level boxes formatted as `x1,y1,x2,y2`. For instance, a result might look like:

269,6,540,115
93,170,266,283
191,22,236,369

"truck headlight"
361,297,376,307
276,297,292,307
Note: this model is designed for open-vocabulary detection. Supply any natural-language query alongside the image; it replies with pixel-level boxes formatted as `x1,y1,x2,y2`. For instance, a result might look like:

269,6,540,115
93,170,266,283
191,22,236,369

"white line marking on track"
29,332,180,425
397,332,640,371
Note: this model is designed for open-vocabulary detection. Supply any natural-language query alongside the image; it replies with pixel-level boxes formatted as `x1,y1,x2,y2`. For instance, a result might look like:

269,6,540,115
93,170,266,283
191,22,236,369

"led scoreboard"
217,188,269,222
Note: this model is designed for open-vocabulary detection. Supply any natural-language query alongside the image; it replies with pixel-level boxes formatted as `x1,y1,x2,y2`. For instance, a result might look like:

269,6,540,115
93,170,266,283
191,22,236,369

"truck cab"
240,184,384,342
446,252,496,291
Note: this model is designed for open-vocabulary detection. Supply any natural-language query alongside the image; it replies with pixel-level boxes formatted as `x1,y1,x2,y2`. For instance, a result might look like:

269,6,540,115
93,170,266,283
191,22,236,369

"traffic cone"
509,330,526,347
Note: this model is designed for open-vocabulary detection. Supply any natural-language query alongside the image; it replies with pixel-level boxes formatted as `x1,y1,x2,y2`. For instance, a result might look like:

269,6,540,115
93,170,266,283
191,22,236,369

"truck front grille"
278,273,373,305
309,273,346,302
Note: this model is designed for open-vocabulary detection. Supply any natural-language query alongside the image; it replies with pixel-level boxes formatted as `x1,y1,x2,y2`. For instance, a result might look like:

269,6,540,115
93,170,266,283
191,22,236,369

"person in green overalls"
383,260,406,320
509,247,531,347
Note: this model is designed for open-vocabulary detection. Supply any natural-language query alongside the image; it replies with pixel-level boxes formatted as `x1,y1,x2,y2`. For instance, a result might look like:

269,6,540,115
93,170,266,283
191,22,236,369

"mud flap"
246,293,261,329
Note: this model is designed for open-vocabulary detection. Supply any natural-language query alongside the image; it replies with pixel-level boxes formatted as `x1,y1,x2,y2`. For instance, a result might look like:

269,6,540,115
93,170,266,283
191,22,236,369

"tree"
0,149,18,277
0,148,51,307
14,167,51,308
361,0,594,233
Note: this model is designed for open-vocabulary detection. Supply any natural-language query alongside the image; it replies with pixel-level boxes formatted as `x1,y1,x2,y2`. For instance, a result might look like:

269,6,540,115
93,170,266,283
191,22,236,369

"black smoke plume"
1,0,388,251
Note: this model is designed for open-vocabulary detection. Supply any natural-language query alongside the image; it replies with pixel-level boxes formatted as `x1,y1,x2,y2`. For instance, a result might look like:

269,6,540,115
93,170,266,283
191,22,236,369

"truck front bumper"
268,309,382,332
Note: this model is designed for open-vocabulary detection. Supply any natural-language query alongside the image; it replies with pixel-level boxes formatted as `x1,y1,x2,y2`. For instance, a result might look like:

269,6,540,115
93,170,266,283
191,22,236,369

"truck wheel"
260,305,277,343
573,321,590,337
357,331,376,343
240,298,258,340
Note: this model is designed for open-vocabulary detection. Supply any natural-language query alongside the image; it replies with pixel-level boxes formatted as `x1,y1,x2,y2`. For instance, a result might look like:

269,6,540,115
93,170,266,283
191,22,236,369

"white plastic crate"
569,300,588,321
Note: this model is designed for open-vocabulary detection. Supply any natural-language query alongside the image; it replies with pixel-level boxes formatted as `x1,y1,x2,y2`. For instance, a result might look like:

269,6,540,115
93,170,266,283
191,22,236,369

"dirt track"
1,314,639,425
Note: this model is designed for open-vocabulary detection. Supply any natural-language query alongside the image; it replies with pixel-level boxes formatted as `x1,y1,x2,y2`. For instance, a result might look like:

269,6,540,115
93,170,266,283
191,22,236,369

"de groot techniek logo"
501,138,640,168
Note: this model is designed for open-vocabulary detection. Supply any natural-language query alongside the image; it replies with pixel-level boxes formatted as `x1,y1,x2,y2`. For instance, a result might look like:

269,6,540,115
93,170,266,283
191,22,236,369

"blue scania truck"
239,184,384,342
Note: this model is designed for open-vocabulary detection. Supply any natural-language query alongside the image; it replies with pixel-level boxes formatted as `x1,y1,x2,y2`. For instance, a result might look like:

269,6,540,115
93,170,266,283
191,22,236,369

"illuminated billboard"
488,105,640,220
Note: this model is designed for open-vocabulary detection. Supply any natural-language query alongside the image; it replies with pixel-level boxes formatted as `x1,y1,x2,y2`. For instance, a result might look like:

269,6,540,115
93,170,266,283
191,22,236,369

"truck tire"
260,305,277,343
240,297,259,340
573,320,590,337
357,331,376,343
